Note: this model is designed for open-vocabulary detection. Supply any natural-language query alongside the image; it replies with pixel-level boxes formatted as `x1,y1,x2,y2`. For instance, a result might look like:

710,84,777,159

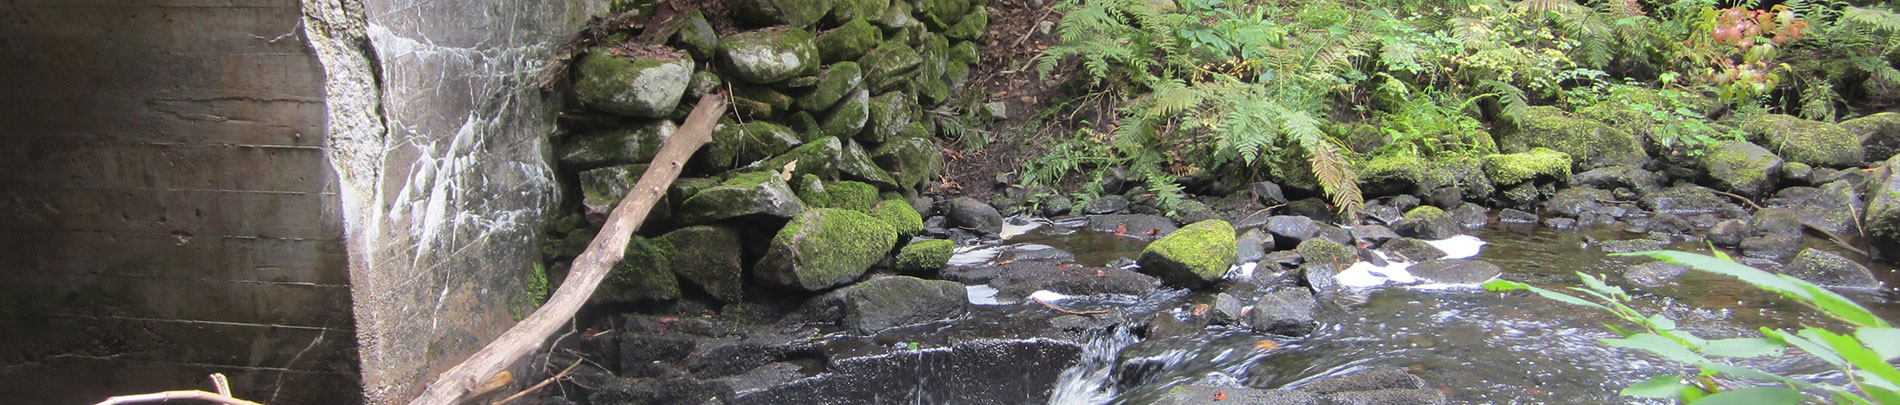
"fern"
1482,79,1530,118
1799,80,1840,121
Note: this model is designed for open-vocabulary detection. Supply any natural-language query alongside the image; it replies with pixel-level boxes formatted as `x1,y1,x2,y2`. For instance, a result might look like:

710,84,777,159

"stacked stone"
541,0,990,307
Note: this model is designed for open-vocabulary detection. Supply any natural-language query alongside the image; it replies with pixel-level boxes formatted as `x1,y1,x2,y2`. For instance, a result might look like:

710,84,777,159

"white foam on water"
1226,262,1258,280
1428,235,1486,259
966,285,1003,305
1027,290,1076,303
1000,217,1044,239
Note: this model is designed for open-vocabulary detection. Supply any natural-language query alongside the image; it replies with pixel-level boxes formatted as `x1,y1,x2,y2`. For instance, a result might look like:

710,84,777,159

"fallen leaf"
1214,389,1227,401
1146,229,1158,236
1191,304,1210,317
1254,340,1279,351
778,160,797,181
1115,224,1128,236
1095,269,1106,277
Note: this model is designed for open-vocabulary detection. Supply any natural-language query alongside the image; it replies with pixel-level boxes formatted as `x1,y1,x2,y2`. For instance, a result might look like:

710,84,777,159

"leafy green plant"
1484,250,1900,404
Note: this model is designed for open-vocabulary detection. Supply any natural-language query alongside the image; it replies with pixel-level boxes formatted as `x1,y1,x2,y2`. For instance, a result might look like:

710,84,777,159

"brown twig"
95,391,262,405
1708,189,1763,211
1012,4,1059,48
495,358,586,405
1031,296,1109,315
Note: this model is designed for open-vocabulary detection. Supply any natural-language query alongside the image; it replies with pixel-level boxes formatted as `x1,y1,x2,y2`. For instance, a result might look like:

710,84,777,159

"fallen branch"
495,358,585,405
95,373,259,405
1030,296,1109,315
409,94,727,405
1708,189,1763,211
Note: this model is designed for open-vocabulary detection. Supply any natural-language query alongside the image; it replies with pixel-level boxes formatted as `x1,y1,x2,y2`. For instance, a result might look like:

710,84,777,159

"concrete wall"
309,0,602,402
0,0,359,403
1,0,600,402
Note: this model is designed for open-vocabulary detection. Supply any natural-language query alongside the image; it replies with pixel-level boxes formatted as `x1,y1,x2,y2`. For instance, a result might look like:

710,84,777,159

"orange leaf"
1115,224,1128,235
1254,340,1279,351
1146,229,1159,236
1214,389,1227,401
996,259,1016,265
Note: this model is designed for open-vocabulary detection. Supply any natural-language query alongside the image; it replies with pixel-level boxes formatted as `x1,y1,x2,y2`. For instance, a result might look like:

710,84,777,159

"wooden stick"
494,358,586,405
1031,296,1109,315
409,94,727,405
95,391,261,405
1709,189,1763,211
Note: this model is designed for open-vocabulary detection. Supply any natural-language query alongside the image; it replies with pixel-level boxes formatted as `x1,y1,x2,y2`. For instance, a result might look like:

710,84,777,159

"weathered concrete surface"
316,0,604,403
0,0,358,403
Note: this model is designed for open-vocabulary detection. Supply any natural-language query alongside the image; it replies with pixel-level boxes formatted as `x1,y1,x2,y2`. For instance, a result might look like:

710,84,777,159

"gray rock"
1453,203,1490,229
1406,259,1502,284
1322,389,1448,405
1599,236,1670,253
1500,208,1538,223
1640,184,1733,216
1783,248,1880,288
862,91,918,143
1211,293,1246,325
678,171,805,224
1701,141,1784,198
990,264,1158,299
1238,229,1272,264
719,27,821,84
1298,369,1426,394
1251,181,1288,205
1740,233,1801,262
1394,207,1462,239
578,164,650,226
1543,217,1578,229
1137,220,1239,288
945,197,1003,235
1842,112,1900,164
1350,225,1399,248
817,18,884,63
1382,238,1446,263
1266,215,1321,246
1708,219,1749,248
1361,204,1404,226
869,135,941,190
1086,214,1179,240
841,276,969,334
1624,261,1688,288
1084,196,1131,214
730,0,831,27
672,11,719,60
698,119,803,172
1249,288,1318,336
795,62,862,112
574,48,694,118
1545,187,1612,218
819,89,871,138
1571,166,1663,195
758,136,899,189
859,41,923,92
1156,386,1318,405
1865,155,1900,260
558,119,676,171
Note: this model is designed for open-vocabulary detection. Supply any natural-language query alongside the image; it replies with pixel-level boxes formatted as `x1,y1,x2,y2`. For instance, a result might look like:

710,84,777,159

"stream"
921,215,1899,404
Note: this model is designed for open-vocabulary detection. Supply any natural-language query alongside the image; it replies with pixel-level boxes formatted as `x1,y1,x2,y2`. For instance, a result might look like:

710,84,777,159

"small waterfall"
1046,327,1139,405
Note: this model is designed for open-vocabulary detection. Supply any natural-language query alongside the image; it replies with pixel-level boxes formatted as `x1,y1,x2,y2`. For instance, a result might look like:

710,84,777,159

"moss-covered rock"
1783,248,1880,288
578,164,665,226
862,91,918,143
696,119,803,172
869,0,919,30
1741,114,1864,167
1842,112,1900,164
797,178,879,212
820,89,871,138
1863,155,1900,260
634,225,747,304
1357,154,1430,197
597,236,682,303
870,199,925,240
759,136,900,190
943,4,988,40
574,48,694,118
558,119,677,171
1499,106,1646,171
1699,141,1783,198
839,275,967,334
915,0,971,30
730,0,830,28
817,19,885,64
895,239,954,274
671,10,719,60
732,83,796,118
719,27,821,85
1394,205,1461,239
756,208,900,290
677,171,805,224
1295,238,1355,271
685,71,722,100
859,41,923,93
795,62,863,112
828,0,891,31
1136,220,1237,288
1480,148,1572,186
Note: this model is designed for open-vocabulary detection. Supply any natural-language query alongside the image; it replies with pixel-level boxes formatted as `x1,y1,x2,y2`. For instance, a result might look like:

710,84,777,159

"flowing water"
958,217,1900,404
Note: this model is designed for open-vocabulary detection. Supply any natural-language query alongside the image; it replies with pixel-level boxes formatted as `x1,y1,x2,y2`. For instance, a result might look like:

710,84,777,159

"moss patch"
1481,148,1572,186
1136,220,1237,287
756,208,900,290
797,177,879,212
1357,154,1429,196
870,199,924,240
1296,238,1355,270
895,239,953,274
1741,114,1863,167
1500,106,1645,170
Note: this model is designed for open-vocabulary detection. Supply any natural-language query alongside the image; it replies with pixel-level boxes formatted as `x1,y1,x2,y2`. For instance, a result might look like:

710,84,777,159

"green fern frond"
1306,138,1363,219
1855,56,1900,85
1146,80,1206,118
1482,80,1530,118
1799,81,1840,122
1843,6,1900,34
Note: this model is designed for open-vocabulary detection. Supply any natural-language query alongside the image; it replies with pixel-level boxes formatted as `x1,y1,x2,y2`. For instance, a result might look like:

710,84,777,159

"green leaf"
1484,278,1609,310
1792,279,1888,328
1702,338,1786,358
1859,328,1900,361
1811,328,1900,385
1603,333,1705,364
1648,313,1678,332
1615,251,1887,328
1863,383,1900,404
1767,328,1848,367
1697,362,1811,388
1688,387,1803,405
1621,375,1691,398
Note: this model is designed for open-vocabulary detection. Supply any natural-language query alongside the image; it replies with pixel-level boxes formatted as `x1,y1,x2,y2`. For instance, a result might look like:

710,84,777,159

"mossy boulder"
718,27,821,85
1394,205,1461,239
858,41,923,93
732,84,795,118
870,199,925,240
677,171,805,224
557,119,677,171
1136,220,1237,288
1841,112,1900,164
578,164,665,226
950,41,979,65
685,71,722,100
869,127,939,189
869,0,919,30
597,236,683,303
943,4,989,40
1862,155,1900,260
839,276,967,334
828,0,891,24
796,177,879,212
817,19,885,64
1699,141,1783,198
1357,154,1430,197
574,48,693,118
671,10,719,60
608,226,748,304
1480,148,1572,186
756,208,900,291
1782,248,1880,288
759,136,900,190
862,91,918,143
820,89,871,138
729,0,830,28
697,119,804,172
915,0,971,30
1296,238,1355,270
1741,114,1863,167
795,62,863,112
1499,106,1646,171
895,239,954,274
